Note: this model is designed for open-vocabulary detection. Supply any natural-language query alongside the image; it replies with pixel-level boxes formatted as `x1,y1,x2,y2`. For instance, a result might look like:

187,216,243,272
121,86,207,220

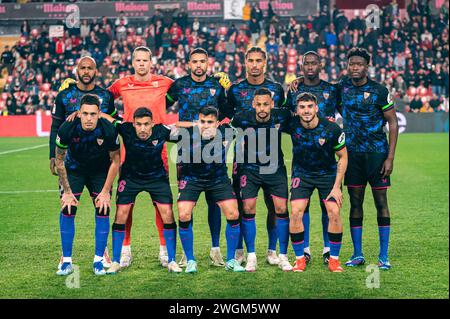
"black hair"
80,94,100,109
199,106,219,119
296,92,318,105
189,47,209,59
302,51,320,63
254,88,273,98
245,46,267,60
133,107,153,119
347,47,371,65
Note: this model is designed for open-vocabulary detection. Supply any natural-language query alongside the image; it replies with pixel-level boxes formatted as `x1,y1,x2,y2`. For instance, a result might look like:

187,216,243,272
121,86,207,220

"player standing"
165,48,229,267
100,108,182,274
225,47,287,266
108,46,173,268
338,48,398,270
55,94,120,276
286,93,347,272
286,51,340,264
50,56,117,268
174,106,244,273
230,88,292,271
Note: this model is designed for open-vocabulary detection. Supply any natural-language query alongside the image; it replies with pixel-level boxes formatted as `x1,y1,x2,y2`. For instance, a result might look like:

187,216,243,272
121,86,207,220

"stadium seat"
287,48,297,57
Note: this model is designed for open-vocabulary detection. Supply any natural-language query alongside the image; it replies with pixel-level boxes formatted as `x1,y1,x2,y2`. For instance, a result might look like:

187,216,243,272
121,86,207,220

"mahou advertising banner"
0,1,318,20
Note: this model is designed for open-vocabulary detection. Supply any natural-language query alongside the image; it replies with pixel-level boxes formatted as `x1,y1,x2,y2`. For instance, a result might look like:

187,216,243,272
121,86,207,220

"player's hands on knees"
95,192,111,215
50,158,58,176
380,158,394,178
326,187,343,208
66,111,79,122
214,72,232,90
288,76,304,93
61,192,78,214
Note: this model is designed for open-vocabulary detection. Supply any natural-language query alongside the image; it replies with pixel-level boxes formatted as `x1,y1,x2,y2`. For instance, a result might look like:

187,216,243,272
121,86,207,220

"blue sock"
290,232,305,257
226,219,240,261
302,211,310,250
320,202,330,249
328,232,343,259
276,213,290,254
95,209,110,258
350,217,363,256
163,223,177,263
267,212,278,251
60,209,76,258
179,220,195,261
377,217,391,261
242,213,256,253
207,202,221,248
112,223,125,263
237,229,244,250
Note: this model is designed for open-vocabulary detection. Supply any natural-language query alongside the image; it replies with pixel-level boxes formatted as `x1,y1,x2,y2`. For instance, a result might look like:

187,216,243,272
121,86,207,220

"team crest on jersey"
274,124,281,130
323,92,329,100
318,138,326,146
152,81,159,88
152,140,158,146
223,141,229,148
363,92,371,100
97,138,104,146
210,88,216,96
128,83,134,88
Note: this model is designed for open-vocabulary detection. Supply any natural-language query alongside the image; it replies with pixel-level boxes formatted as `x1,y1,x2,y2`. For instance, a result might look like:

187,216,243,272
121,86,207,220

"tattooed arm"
55,146,78,214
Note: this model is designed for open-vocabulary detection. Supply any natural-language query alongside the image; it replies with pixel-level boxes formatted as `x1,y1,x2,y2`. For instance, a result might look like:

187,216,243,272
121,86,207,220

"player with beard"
224,47,287,267
50,56,117,270
165,48,229,267
286,51,340,264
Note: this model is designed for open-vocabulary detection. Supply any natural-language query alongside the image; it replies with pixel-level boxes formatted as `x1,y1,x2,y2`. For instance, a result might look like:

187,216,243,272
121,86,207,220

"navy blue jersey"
287,116,346,177
286,80,339,119
231,109,290,172
56,118,120,174
116,122,171,180
49,83,117,159
166,75,227,121
225,79,287,118
174,125,233,184
337,78,394,154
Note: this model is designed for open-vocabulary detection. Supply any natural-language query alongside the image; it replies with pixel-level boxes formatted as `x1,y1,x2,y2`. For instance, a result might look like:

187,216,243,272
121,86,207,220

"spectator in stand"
410,95,423,113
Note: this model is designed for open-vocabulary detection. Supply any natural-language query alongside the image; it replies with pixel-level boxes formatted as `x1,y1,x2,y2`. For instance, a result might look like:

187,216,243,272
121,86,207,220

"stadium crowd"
0,0,449,115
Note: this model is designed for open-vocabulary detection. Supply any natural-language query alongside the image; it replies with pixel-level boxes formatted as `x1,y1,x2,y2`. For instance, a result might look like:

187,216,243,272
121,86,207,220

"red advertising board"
0,111,52,137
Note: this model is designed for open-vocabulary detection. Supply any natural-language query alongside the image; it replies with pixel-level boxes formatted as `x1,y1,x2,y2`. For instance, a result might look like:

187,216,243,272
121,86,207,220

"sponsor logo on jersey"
240,91,248,98
97,138,104,146
128,83,134,88
70,98,77,104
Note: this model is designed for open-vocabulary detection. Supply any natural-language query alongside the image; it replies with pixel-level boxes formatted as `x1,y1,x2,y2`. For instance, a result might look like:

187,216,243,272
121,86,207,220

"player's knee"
274,204,287,214
243,202,256,215
327,208,341,225
178,210,192,222
61,206,77,216
290,210,303,224
228,210,239,220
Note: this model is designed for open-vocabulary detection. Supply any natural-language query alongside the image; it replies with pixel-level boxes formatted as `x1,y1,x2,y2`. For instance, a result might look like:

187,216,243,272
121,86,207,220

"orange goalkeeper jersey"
108,74,174,124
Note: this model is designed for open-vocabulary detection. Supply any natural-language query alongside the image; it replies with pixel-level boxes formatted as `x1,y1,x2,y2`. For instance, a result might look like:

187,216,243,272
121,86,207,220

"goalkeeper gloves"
214,72,232,90
58,78,77,92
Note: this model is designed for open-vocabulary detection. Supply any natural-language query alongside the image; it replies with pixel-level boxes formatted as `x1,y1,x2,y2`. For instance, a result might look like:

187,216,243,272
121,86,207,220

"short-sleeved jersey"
49,83,117,158
108,74,174,124
166,75,227,121
56,118,120,174
173,125,233,184
231,109,290,172
286,80,339,119
287,116,346,177
225,79,287,118
337,78,394,154
116,122,171,180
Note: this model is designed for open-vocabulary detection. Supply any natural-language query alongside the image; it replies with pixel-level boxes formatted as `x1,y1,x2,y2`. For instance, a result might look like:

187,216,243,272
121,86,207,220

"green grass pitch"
0,133,448,299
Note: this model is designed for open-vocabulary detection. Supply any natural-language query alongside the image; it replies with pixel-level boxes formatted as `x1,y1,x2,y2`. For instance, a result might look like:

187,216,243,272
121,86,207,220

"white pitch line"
0,144,47,155
0,189,58,194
